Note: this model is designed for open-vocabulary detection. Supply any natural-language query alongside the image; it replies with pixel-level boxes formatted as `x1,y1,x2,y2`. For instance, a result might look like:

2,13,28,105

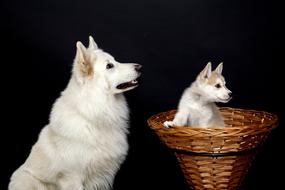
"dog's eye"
106,63,114,69
215,84,221,88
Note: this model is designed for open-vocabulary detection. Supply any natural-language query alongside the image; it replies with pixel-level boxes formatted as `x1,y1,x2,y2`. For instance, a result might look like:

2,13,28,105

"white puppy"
164,62,231,128
9,36,142,190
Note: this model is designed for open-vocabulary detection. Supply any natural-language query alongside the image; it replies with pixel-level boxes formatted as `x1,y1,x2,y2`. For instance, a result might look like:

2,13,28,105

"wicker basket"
147,107,278,190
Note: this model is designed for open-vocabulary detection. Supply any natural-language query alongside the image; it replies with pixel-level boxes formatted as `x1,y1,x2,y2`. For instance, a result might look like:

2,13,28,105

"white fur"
164,62,231,128
9,36,141,190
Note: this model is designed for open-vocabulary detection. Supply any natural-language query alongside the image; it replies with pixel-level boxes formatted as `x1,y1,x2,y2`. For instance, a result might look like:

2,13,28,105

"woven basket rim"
147,107,278,138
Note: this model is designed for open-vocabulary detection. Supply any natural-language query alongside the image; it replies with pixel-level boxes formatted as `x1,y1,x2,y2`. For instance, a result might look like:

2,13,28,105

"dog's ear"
198,62,212,80
88,36,98,50
215,62,223,74
75,41,87,62
74,41,93,82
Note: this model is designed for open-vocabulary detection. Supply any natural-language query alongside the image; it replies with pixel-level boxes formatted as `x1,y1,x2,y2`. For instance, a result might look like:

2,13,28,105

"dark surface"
2,0,282,189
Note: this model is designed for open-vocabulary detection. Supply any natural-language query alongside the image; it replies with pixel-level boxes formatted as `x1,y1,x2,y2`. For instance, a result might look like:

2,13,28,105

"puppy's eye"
106,63,114,69
215,84,221,88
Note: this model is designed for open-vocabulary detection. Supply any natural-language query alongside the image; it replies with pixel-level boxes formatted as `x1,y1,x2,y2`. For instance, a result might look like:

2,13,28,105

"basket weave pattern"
147,107,278,190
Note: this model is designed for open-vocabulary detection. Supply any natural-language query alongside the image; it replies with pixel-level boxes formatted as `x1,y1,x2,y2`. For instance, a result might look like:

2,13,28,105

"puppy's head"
72,36,141,94
196,62,232,103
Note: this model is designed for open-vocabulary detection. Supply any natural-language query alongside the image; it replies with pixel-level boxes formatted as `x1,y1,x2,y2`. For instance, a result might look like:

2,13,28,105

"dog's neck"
68,76,124,99
52,77,128,124
188,82,215,107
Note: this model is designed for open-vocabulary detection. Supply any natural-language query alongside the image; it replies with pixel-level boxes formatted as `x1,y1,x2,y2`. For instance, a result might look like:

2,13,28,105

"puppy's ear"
198,62,212,80
215,62,223,74
88,36,98,50
74,41,93,82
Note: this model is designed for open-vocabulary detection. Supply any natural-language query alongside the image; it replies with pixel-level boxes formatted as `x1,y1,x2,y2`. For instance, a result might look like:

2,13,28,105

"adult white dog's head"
72,36,142,94
196,62,232,103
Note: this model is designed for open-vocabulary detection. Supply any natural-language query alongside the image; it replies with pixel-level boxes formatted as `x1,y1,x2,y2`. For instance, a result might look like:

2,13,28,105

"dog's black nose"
134,64,142,72
228,92,232,96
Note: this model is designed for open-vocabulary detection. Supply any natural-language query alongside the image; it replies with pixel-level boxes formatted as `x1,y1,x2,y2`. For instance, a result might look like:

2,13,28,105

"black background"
2,0,283,189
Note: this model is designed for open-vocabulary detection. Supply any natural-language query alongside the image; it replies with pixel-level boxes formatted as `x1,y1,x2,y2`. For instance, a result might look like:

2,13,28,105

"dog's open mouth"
116,79,139,90
218,97,232,103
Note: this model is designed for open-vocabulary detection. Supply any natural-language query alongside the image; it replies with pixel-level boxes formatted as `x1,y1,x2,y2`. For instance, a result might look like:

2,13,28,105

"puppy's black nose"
134,64,142,72
228,92,232,96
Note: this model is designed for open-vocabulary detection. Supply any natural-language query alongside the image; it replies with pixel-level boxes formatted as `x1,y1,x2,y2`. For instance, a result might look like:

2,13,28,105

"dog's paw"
163,121,174,128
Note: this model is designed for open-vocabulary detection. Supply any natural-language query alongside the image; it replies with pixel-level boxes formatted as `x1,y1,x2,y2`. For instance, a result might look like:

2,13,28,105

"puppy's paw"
163,121,174,128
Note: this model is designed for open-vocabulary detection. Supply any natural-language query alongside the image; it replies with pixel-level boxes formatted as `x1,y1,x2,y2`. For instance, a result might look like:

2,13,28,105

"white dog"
164,62,231,128
9,36,142,190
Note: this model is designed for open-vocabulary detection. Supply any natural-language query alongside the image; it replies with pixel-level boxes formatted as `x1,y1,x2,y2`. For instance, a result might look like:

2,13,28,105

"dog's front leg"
164,109,189,128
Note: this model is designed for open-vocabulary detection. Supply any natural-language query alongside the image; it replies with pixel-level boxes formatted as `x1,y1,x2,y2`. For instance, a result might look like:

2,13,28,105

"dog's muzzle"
116,64,142,90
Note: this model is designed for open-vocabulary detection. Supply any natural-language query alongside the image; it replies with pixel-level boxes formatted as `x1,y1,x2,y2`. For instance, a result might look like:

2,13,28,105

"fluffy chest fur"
185,100,224,128
47,86,130,176
178,87,225,128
